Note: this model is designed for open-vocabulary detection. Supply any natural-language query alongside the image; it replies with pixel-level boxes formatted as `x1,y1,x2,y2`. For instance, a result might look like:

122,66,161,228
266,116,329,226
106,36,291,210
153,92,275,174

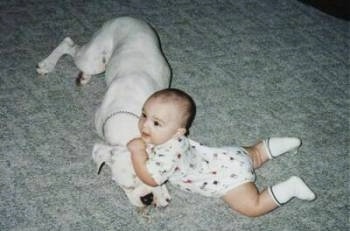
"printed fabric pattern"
146,136,256,197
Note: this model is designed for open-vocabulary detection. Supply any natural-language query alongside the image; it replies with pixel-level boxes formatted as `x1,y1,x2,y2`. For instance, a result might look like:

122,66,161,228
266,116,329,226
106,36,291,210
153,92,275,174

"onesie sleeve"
146,139,182,185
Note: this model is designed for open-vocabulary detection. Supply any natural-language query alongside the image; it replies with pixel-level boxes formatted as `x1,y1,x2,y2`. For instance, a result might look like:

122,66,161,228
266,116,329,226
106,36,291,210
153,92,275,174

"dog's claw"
97,162,105,174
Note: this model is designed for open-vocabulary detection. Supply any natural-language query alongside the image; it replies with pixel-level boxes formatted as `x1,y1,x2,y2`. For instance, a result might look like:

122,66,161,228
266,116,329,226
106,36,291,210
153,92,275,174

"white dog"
37,16,171,207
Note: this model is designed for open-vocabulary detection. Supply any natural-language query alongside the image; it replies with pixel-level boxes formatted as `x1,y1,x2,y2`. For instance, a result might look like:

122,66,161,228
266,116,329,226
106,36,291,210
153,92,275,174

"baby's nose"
140,123,148,134
143,119,152,129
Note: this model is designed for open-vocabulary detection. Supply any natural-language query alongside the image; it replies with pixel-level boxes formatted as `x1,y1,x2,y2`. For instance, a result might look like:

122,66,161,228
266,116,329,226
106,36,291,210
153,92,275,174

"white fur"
92,143,170,207
37,16,171,207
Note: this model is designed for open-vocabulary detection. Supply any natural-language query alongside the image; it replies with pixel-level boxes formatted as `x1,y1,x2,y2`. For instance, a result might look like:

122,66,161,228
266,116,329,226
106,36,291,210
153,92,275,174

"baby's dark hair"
148,88,196,135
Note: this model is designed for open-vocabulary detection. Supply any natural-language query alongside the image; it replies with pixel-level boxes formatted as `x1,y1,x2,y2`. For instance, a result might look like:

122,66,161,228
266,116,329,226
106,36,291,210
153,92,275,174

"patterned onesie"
146,136,256,197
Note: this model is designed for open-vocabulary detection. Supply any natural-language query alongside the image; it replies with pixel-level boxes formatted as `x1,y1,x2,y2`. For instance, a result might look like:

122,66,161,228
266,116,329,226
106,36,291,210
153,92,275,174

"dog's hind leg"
37,37,78,75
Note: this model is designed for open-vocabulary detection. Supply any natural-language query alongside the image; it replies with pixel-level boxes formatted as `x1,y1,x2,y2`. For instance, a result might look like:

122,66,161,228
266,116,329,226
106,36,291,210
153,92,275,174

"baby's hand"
127,137,147,153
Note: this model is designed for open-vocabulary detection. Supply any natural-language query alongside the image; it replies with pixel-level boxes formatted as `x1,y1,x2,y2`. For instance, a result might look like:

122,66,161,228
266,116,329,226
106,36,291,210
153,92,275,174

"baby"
127,88,316,217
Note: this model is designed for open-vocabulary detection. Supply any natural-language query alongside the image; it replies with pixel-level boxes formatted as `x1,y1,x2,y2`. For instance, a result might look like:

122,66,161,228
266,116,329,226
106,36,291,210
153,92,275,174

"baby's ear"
175,128,187,137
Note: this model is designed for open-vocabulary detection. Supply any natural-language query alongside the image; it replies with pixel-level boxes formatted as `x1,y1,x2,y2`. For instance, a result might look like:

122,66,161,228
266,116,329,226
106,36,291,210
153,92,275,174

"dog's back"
94,17,171,145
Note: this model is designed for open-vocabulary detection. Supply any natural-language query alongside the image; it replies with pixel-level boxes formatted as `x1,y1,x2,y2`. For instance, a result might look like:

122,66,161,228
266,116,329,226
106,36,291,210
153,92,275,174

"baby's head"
138,88,196,145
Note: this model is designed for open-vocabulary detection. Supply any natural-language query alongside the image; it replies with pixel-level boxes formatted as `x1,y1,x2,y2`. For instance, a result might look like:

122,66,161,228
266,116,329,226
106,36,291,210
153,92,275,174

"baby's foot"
269,176,316,206
288,176,316,201
264,137,301,159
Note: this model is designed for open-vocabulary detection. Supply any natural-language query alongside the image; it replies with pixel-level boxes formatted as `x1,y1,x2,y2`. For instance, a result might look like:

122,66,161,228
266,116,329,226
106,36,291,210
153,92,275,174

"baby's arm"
127,138,158,187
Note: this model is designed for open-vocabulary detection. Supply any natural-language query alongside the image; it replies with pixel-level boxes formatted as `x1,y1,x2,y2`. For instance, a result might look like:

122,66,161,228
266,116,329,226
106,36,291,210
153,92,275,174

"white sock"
268,176,316,206
264,137,302,159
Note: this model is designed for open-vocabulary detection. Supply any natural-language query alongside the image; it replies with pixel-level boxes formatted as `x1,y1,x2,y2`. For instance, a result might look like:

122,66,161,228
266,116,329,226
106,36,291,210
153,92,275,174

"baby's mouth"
141,132,150,139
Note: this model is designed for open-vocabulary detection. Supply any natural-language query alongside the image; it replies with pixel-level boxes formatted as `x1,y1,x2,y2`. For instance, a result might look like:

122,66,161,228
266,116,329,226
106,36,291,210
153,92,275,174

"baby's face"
138,97,186,145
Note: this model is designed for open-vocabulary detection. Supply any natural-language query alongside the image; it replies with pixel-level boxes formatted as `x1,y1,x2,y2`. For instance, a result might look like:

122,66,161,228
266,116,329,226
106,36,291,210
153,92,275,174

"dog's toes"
154,197,171,208
76,72,91,86
36,62,52,75
63,37,75,46
36,64,47,75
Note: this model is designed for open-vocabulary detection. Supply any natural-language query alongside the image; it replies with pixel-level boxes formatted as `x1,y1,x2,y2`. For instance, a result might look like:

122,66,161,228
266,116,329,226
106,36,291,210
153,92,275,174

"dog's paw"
76,72,92,86
154,198,171,208
92,143,112,173
153,184,171,207
36,60,55,75
154,194,171,208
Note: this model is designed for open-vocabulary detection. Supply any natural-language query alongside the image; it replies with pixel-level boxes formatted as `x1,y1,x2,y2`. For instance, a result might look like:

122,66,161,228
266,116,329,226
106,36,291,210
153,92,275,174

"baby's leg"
222,177,315,217
244,137,301,169
244,142,269,169
222,182,277,217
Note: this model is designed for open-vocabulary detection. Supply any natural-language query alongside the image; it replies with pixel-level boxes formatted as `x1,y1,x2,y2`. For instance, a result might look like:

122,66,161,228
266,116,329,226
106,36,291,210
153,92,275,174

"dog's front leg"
36,37,78,75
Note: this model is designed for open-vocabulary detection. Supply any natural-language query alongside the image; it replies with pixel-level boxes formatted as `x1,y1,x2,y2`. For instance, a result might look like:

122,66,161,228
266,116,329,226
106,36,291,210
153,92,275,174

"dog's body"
37,16,171,207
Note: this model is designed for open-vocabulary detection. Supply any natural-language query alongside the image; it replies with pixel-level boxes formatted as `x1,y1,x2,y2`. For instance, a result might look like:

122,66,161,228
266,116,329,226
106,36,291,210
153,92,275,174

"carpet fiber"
1,0,349,230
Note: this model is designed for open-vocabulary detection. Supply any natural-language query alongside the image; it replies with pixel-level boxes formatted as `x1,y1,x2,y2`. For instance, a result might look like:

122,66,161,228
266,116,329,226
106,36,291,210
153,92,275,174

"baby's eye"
141,112,147,118
154,121,160,127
